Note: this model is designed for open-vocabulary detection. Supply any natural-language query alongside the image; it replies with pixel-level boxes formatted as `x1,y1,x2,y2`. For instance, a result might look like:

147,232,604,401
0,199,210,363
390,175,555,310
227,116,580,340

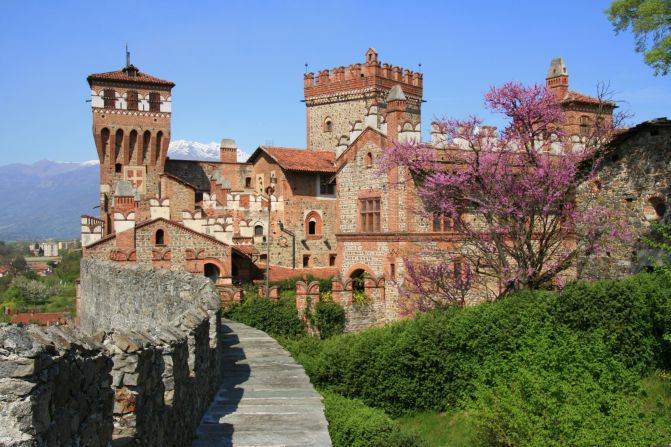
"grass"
639,372,671,425
396,410,478,447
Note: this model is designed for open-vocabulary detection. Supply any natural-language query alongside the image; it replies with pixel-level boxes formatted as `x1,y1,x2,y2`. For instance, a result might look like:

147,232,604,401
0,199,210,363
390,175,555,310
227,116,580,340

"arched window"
350,269,366,292
324,118,333,132
101,128,110,164
128,130,137,164
149,92,161,112
649,197,667,219
155,131,163,164
103,89,116,109
305,211,322,238
155,229,165,245
127,90,138,111
365,152,373,168
114,129,123,163
254,225,264,236
142,131,150,164
204,263,220,283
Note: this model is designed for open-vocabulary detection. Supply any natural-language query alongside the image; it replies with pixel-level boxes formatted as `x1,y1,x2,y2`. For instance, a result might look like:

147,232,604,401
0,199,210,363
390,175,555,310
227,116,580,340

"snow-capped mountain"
0,140,252,240
168,140,250,162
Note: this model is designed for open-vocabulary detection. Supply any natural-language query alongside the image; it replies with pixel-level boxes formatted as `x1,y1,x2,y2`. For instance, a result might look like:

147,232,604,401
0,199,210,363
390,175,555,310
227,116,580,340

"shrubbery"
271,274,332,292
314,300,345,339
322,390,426,447
282,270,671,445
223,295,305,338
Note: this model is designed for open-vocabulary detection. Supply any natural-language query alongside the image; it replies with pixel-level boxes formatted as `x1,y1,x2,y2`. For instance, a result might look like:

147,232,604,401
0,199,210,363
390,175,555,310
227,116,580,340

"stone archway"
204,263,220,283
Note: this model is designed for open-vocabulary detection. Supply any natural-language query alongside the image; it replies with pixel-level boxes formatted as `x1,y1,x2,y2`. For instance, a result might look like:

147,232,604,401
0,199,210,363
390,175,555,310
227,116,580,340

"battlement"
304,48,423,100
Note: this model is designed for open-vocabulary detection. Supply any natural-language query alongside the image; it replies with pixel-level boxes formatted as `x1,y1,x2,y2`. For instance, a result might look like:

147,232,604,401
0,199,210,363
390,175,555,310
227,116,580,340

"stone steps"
193,320,331,447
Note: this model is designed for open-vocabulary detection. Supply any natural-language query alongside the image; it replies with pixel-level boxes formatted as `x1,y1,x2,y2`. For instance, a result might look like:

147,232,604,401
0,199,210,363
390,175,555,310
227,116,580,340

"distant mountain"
0,160,100,241
0,141,252,241
167,140,250,162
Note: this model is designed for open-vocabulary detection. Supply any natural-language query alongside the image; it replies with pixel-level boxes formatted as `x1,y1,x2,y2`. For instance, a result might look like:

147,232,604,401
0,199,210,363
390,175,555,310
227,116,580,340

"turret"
546,57,569,99
304,48,423,152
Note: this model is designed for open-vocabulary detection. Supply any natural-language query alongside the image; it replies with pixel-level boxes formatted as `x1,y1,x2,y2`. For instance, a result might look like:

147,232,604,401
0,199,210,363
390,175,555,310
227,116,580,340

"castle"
81,49,617,327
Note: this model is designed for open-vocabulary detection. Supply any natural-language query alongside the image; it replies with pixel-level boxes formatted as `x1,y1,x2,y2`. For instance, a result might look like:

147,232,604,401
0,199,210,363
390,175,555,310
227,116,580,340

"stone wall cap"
386,84,407,102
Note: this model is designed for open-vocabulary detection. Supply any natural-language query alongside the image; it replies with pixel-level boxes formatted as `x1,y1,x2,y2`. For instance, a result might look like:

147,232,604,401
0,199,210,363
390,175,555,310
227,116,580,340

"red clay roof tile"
250,147,336,173
87,65,175,88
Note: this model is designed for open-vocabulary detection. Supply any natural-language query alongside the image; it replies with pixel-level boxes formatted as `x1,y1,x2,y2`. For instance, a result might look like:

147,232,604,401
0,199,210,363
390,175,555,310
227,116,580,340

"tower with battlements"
304,48,423,154
87,61,174,235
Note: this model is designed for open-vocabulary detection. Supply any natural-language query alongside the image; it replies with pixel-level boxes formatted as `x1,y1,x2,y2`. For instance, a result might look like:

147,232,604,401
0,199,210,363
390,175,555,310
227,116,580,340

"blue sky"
0,1,668,164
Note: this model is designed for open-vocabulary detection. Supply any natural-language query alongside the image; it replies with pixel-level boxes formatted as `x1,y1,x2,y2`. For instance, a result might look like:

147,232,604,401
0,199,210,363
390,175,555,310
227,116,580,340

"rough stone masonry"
0,259,223,446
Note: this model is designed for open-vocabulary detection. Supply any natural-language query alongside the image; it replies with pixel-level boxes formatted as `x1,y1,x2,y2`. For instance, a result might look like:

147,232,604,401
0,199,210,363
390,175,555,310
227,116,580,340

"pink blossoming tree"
381,82,628,308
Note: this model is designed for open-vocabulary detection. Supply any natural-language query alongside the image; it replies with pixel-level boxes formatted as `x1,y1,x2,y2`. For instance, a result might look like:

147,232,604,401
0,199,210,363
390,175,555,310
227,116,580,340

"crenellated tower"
87,60,174,235
304,48,423,153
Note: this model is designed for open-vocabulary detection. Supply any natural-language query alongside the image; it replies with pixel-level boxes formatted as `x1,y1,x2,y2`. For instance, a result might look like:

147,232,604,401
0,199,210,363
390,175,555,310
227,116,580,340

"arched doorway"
350,269,367,293
204,263,220,283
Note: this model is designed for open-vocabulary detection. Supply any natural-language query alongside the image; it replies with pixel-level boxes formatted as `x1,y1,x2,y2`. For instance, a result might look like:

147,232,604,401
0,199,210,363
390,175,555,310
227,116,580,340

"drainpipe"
279,222,296,269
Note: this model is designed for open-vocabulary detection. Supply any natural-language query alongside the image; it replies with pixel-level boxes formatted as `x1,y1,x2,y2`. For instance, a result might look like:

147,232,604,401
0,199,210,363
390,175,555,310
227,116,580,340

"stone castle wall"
1,260,223,446
79,257,221,333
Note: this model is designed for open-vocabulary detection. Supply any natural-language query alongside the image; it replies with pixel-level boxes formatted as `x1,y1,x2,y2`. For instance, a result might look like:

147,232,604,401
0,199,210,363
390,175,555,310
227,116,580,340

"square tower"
304,48,423,152
87,63,174,235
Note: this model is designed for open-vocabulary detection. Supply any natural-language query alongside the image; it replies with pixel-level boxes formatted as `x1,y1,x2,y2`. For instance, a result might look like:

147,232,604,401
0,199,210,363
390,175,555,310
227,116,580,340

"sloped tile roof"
249,147,336,173
87,65,175,87
563,91,615,107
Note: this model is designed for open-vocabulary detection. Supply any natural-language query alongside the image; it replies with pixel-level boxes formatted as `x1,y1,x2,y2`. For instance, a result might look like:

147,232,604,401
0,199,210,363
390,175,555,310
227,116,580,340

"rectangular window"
303,255,310,268
149,92,161,112
320,177,336,195
432,213,453,232
359,198,381,233
390,263,396,280
127,90,138,111
329,254,336,267
103,89,116,109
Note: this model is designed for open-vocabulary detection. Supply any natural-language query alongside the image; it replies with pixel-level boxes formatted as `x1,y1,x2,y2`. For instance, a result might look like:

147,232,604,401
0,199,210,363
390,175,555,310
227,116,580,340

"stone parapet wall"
0,325,113,447
79,257,220,334
1,259,224,446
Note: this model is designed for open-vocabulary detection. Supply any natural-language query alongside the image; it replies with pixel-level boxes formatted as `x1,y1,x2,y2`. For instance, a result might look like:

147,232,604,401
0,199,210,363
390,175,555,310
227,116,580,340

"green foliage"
555,270,671,370
470,327,668,447
52,249,82,283
352,290,371,307
322,390,426,447
285,291,556,416
223,295,305,338
606,0,671,75
396,411,478,447
271,274,333,292
4,276,54,306
314,300,345,339
283,272,671,445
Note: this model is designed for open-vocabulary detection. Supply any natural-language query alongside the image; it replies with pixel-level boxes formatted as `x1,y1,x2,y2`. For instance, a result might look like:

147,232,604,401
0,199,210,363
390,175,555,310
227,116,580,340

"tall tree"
606,0,671,75
381,82,627,306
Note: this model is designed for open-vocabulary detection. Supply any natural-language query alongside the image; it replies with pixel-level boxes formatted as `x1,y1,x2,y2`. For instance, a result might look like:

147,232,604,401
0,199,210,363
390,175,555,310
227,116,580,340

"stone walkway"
193,320,332,447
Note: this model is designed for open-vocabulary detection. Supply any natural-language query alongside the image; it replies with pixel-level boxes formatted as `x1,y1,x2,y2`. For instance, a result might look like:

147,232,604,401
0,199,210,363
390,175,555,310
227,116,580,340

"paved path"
193,320,332,447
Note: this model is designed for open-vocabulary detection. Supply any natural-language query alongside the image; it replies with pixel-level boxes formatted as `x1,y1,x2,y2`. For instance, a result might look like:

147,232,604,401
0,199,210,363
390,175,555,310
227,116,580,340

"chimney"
220,138,238,163
546,57,569,100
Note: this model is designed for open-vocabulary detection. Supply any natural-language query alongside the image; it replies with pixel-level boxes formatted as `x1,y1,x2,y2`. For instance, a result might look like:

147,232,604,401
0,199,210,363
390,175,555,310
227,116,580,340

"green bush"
555,270,671,370
314,300,345,339
271,274,332,292
470,325,671,446
284,272,671,417
286,290,557,416
322,390,426,447
223,296,305,338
